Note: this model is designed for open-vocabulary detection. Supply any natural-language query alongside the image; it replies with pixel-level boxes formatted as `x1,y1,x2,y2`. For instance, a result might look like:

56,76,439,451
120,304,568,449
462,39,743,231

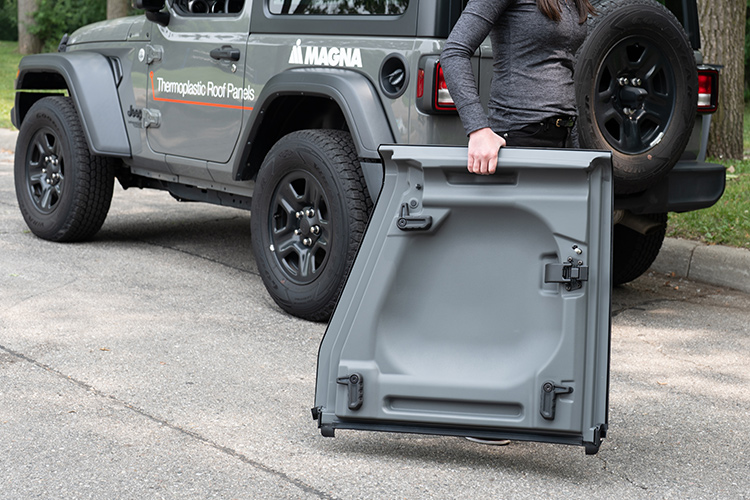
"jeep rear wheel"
251,130,372,321
14,96,115,242
613,213,667,285
575,0,698,194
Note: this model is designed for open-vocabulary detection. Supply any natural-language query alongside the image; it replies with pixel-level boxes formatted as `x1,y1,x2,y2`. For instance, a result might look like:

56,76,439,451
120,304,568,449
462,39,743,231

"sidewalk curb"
652,238,750,294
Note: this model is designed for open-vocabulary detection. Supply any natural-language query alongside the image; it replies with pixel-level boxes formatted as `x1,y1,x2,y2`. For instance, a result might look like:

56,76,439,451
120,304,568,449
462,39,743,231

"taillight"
434,62,456,111
417,68,424,99
697,67,719,113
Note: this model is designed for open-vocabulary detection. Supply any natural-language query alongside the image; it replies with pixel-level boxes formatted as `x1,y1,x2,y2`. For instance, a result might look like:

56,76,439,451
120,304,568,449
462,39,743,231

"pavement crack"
597,456,649,491
0,342,337,500
2,278,79,312
611,298,667,317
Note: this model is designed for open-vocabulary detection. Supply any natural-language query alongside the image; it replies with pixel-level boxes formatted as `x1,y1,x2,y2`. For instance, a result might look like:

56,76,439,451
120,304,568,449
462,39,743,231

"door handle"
210,45,240,61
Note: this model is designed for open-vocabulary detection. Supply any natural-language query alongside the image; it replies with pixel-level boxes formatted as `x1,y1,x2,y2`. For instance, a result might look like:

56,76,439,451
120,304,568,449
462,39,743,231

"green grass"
667,108,750,249
667,158,750,249
0,41,23,130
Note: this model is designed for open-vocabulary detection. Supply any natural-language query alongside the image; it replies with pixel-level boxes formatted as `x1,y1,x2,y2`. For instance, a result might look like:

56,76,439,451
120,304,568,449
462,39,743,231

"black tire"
575,0,697,194
250,130,372,321
613,213,667,285
14,96,115,242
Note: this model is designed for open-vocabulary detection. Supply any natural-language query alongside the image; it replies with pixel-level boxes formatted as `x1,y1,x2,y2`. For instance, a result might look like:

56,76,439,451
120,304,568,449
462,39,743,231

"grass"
667,107,750,249
0,41,23,130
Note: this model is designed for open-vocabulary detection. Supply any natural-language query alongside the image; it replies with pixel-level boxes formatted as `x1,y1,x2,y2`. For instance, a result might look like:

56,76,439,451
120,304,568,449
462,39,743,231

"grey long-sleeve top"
440,0,587,136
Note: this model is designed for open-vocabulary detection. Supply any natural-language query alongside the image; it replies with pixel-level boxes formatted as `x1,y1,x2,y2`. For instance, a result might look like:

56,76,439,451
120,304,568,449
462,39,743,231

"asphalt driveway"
1,150,749,499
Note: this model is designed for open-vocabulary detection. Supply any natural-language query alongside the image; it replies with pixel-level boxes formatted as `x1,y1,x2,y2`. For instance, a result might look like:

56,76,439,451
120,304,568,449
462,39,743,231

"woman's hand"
467,128,506,175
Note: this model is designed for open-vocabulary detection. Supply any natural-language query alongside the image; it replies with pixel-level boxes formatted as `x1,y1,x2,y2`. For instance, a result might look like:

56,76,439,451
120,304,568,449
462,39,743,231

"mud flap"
313,146,613,454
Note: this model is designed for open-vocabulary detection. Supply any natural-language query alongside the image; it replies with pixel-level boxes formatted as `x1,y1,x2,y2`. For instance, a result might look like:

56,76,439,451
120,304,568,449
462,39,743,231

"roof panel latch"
540,381,573,420
337,373,364,411
396,203,432,231
544,257,589,291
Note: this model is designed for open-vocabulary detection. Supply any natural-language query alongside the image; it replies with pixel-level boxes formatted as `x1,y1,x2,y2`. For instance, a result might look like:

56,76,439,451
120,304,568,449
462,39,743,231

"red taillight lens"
434,62,456,111
417,68,424,99
697,68,719,113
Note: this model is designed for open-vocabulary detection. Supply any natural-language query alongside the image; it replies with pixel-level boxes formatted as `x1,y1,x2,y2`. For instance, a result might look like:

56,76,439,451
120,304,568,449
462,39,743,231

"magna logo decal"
288,39,362,68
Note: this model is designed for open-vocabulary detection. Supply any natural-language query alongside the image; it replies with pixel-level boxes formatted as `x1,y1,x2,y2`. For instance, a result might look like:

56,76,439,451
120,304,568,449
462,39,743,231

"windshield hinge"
145,44,163,65
141,108,161,129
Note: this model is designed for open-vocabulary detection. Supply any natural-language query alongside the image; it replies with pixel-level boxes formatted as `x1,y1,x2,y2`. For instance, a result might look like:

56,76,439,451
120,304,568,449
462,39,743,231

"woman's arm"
441,1,510,174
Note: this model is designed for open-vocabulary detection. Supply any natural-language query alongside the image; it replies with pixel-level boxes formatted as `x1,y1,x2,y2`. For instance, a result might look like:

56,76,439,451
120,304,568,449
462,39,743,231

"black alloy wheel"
14,96,115,242
576,0,697,194
268,170,332,285
251,129,372,321
594,36,676,156
24,126,67,214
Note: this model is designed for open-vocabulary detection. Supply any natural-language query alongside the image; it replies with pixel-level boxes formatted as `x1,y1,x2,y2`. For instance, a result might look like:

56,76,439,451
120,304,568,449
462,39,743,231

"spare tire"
575,0,698,194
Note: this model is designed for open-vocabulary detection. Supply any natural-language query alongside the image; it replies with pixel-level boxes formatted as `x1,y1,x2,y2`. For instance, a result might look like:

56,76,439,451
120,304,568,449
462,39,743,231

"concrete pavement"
0,127,16,152
2,131,749,499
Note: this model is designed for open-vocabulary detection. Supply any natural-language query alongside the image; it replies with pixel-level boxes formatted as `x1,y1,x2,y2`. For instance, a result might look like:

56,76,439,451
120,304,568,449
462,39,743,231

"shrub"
29,0,107,53
0,0,19,41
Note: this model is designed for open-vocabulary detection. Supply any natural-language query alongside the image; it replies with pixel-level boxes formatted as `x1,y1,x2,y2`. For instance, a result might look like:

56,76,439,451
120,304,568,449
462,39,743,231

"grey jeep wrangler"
12,0,724,321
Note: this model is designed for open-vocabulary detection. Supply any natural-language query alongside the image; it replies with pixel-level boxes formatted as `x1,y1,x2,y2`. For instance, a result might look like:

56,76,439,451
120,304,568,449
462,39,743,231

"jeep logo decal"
288,39,362,68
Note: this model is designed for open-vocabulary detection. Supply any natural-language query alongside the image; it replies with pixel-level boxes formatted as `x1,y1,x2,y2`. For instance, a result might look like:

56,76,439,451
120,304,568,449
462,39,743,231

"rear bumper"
615,160,726,214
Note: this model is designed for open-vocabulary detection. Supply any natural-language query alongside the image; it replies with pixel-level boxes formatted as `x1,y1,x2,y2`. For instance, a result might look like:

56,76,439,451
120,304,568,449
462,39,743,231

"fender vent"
379,53,409,99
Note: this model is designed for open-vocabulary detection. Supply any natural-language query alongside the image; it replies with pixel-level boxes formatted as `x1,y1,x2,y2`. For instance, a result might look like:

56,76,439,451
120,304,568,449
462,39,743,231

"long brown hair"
538,0,596,23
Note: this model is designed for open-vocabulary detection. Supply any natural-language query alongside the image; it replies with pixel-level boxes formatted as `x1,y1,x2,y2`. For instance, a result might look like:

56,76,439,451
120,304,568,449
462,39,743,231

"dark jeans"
500,119,572,148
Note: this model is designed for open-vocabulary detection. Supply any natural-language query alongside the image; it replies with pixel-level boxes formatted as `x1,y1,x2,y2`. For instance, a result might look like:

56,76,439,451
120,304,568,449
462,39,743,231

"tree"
18,0,41,54
107,0,130,19
697,0,746,159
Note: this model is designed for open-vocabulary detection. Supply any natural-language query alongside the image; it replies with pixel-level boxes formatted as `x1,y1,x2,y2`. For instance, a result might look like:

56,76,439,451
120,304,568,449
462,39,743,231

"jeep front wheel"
14,96,115,242
250,130,372,321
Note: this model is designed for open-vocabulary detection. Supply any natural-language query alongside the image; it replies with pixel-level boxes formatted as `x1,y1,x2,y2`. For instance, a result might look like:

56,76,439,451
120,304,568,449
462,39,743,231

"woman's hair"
537,0,596,23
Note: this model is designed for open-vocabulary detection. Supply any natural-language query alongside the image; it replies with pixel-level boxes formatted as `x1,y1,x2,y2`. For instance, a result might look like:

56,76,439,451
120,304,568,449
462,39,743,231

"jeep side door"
145,1,251,169
314,145,613,454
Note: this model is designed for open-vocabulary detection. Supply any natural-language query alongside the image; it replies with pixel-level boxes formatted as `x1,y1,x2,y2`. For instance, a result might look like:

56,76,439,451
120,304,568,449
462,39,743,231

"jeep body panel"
67,16,139,44
145,13,252,164
239,67,395,164
15,52,131,157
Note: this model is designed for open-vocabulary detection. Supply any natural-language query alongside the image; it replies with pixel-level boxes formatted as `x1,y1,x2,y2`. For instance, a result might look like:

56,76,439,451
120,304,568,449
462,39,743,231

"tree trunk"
696,0,746,159
107,0,130,19
17,0,42,55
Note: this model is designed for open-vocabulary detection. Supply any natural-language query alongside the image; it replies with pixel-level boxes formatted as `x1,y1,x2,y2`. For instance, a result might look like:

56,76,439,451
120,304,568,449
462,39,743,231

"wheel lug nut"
618,77,629,86
303,238,312,247
631,78,642,86
294,229,301,235
311,225,320,235
295,211,302,219
305,208,315,218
